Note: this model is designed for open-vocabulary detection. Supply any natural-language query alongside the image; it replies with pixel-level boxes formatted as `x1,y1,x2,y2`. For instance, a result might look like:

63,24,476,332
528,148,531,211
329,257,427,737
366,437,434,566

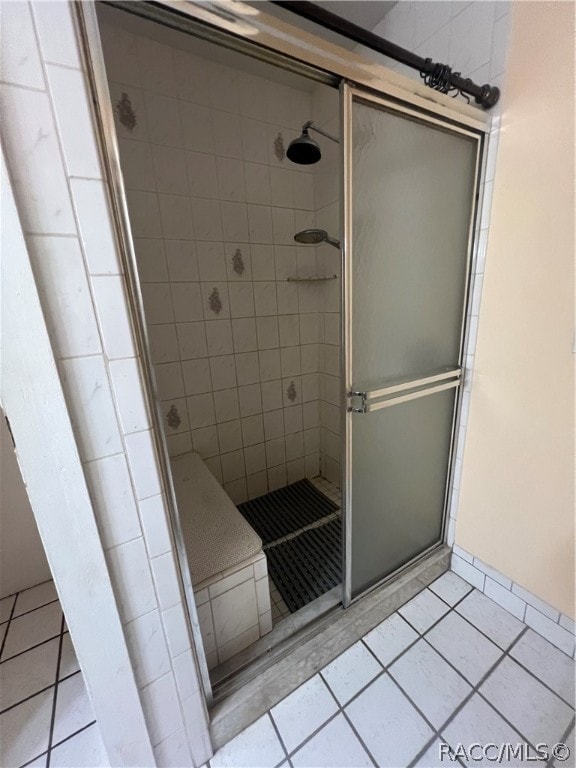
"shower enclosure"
82,0,484,706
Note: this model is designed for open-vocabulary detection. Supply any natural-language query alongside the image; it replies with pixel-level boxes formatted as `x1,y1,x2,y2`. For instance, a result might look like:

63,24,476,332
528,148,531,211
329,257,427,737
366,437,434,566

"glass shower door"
342,85,481,602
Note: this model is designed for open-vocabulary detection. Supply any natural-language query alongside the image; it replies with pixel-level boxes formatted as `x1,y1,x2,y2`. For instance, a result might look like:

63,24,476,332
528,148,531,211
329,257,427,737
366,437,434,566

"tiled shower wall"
312,87,341,487
100,15,335,503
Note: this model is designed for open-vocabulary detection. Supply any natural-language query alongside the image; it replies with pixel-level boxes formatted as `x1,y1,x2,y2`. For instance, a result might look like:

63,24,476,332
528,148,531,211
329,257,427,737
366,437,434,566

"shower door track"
77,0,489,716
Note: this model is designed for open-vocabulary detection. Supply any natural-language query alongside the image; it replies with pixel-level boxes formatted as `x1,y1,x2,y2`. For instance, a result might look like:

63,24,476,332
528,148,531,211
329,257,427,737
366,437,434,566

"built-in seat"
170,452,272,669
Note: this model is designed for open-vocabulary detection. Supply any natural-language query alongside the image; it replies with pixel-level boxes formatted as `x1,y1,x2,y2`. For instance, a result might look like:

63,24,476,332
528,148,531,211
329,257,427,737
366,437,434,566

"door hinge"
347,391,366,413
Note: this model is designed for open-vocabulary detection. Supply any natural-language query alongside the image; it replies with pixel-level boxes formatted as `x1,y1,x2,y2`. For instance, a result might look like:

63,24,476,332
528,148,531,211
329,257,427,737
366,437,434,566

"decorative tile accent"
166,404,181,430
208,287,223,315
286,380,297,403
273,132,285,161
116,92,137,132
232,248,245,276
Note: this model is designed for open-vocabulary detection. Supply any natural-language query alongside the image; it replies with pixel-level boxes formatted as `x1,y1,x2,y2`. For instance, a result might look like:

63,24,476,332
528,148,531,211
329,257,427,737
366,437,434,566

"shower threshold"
210,584,341,689
210,545,451,748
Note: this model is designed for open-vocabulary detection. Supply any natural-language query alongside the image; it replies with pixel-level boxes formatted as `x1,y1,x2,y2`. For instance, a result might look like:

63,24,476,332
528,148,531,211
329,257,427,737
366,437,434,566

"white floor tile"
456,590,524,649
429,571,473,606
413,739,451,767
554,727,574,768
389,639,472,729
510,628,575,706
0,594,16,624
0,688,53,767
321,641,381,705
442,694,530,767
22,754,48,767
2,601,62,659
13,582,58,617
52,672,96,745
345,674,433,767
0,636,59,711
271,674,338,754
291,713,372,768
398,589,450,634
426,611,503,685
363,612,418,667
50,724,110,768
211,714,285,768
480,657,573,747
153,728,193,768
59,634,81,680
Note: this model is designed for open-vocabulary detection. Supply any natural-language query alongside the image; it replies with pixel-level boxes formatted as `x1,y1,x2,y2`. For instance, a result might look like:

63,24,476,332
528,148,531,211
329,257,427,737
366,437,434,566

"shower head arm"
302,120,339,145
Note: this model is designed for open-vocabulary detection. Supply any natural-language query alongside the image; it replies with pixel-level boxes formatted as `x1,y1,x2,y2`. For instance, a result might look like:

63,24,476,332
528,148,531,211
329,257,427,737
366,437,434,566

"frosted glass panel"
351,390,456,596
351,100,477,390
348,94,478,599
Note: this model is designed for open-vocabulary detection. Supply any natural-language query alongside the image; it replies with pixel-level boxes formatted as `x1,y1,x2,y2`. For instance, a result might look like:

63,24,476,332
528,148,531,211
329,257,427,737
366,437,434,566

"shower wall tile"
110,38,340,506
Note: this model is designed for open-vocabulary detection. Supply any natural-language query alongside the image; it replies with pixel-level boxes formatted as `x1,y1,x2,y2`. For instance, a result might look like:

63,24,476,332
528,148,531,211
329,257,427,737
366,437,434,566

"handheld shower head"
294,229,340,249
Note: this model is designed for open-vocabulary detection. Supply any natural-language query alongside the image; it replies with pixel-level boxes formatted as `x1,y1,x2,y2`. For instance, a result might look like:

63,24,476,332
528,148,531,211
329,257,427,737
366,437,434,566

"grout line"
318,672,380,768
19,750,49,768
267,711,291,764
1,578,55,603
11,598,60,623
48,720,97,752
0,593,18,660
546,716,575,768
263,584,574,766
0,632,64,665
46,614,66,767
0,677,59,717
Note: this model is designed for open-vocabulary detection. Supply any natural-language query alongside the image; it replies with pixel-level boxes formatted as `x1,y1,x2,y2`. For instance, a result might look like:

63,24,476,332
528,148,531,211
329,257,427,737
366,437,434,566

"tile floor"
4,570,574,768
210,570,576,768
0,580,108,768
268,476,342,626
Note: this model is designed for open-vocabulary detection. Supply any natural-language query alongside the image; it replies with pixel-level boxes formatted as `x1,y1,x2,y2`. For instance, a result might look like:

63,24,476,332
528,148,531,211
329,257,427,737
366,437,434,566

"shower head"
286,128,321,165
287,121,340,166
294,229,341,249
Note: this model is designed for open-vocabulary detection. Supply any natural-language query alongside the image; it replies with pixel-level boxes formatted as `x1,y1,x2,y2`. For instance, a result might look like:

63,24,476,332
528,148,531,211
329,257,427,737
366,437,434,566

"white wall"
0,409,51,597
0,2,211,765
375,1,510,94
456,0,575,620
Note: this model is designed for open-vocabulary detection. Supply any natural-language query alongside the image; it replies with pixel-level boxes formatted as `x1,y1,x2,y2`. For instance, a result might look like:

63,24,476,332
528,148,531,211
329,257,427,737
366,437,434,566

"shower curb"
209,544,451,749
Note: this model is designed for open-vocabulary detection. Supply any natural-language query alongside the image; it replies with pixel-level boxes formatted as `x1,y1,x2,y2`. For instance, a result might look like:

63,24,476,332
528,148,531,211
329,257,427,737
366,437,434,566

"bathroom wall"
0,3,211,764
371,1,510,95
99,12,334,503
456,1,575,620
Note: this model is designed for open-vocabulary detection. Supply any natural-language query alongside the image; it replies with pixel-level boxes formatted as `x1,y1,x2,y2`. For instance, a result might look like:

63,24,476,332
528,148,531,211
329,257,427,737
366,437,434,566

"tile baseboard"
451,549,575,659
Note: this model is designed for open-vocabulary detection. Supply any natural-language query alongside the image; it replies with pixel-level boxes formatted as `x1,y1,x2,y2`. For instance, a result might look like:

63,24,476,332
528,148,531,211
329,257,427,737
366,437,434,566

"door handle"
348,367,461,413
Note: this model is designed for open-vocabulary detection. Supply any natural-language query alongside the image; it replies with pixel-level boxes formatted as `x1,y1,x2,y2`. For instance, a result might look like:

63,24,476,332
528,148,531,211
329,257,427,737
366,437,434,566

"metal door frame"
77,0,488,707
341,83,484,606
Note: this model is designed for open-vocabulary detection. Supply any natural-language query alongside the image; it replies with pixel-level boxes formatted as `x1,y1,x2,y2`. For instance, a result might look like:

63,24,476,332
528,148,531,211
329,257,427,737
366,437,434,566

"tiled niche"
99,10,342,503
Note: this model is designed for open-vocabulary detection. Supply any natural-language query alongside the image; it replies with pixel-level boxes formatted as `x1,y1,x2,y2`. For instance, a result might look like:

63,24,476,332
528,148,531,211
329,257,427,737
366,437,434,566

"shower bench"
170,451,272,670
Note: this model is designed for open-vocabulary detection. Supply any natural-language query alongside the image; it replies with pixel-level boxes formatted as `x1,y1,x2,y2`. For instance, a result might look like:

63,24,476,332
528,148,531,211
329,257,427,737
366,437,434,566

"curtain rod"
271,1,500,109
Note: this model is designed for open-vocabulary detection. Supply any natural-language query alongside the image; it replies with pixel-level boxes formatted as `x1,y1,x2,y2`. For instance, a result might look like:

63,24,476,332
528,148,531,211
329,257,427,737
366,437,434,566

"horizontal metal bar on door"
351,367,461,402
363,379,460,413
